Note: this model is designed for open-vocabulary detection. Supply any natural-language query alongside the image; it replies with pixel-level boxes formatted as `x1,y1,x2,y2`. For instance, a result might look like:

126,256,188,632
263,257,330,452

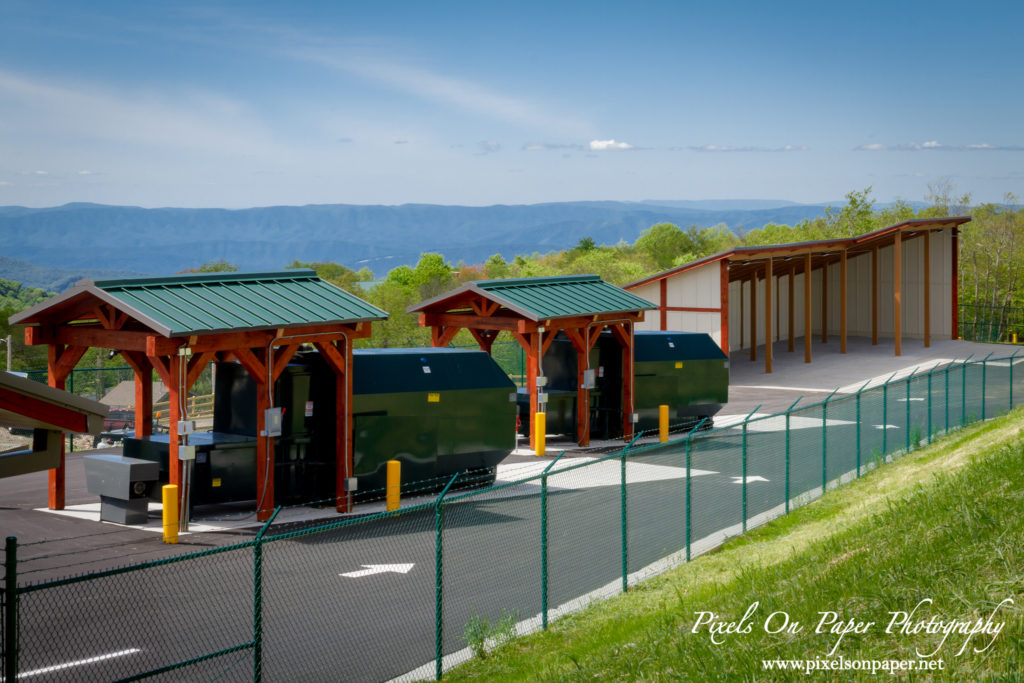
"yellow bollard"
659,404,669,443
162,484,179,544
386,459,401,511
1014,332,1018,344
535,412,546,457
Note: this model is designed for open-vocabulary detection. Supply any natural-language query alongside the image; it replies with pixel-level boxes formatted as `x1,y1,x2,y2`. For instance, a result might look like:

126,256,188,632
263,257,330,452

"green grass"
446,409,1024,681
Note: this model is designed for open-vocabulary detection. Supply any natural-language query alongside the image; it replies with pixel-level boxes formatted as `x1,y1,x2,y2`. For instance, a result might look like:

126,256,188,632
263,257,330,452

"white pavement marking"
897,397,926,402
836,360,954,393
16,648,141,678
730,384,830,393
716,414,855,432
873,424,900,430
496,458,717,490
731,475,769,484
340,564,414,578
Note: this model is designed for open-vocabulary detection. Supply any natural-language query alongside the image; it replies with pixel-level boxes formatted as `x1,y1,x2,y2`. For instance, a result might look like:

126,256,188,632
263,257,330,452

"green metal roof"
415,274,656,321
88,270,387,336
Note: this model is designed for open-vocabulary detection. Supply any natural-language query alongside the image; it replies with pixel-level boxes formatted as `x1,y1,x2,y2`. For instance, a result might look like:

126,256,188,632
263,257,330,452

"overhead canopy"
411,274,656,447
11,269,386,336
11,269,386,519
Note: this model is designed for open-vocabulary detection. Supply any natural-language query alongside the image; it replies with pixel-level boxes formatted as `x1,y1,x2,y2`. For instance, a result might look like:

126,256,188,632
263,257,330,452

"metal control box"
84,454,159,525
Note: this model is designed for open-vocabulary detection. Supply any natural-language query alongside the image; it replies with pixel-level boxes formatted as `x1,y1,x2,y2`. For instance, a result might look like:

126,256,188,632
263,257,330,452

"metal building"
624,217,971,372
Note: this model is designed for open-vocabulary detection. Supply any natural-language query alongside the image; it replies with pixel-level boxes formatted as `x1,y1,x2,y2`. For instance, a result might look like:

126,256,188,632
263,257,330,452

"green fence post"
540,452,565,631
944,362,950,435
684,418,707,562
821,388,838,493
621,446,628,593
854,381,869,477
881,371,897,456
1012,349,1019,409
740,406,760,533
981,352,993,420
784,397,802,512
4,536,18,683
253,507,280,683
927,365,933,443
905,368,916,452
435,473,460,680
962,355,973,427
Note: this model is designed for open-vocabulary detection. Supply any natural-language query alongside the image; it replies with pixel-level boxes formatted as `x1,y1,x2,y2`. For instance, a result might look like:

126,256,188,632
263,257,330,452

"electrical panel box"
179,445,196,461
536,375,548,387
344,477,358,492
264,408,283,437
177,419,196,434
537,392,549,404
582,368,596,389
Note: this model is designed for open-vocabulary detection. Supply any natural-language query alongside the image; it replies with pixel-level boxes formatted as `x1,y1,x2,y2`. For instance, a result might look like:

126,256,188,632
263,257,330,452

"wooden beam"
255,372,274,521
186,351,216,390
270,345,300,381
739,275,744,349
0,386,90,434
924,229,931,347
525,333,540,451
894,231,902,356
788,265,795,352
872,245,879,345
719,259,729,356
821,260,828,344
421,312,532,333
468,328,498,354
804,252,812,364
618,323,635,441
840,248,847,354
231,347,268,384
765,258,773,374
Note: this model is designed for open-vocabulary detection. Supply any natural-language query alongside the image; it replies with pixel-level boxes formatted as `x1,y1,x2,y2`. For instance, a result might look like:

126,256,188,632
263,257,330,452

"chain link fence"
3,351,1022,681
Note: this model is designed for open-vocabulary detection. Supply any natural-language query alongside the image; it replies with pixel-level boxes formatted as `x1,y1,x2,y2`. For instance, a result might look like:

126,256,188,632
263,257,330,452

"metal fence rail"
3,351,1022,681
958,303,1024,344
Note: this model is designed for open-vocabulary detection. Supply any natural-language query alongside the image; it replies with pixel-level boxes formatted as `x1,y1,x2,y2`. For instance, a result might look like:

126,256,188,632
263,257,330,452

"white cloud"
0,180,11,186
78,169,95,175
855,140,1024,152
589,139,633,151
476,140,501,155
689,144,806,153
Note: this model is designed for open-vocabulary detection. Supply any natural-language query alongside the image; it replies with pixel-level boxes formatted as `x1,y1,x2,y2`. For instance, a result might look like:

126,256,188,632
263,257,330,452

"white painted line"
714,413,770,427
497,458,716,491
897,397,926,402
340,564,414,578
730,385,834,393
873,424,900,430
15,648,141,678
731,475,769,484
719,414,855,432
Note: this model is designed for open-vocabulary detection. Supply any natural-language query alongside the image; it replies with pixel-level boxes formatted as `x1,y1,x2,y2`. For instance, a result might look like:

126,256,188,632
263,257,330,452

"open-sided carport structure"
11,270,386,520
625,217,971,373
0,370,107,479
410,275,656,447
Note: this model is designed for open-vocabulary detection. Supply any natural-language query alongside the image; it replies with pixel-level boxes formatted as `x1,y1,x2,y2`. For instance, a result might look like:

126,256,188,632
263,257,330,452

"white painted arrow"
340,564,415,578
731,475,769,484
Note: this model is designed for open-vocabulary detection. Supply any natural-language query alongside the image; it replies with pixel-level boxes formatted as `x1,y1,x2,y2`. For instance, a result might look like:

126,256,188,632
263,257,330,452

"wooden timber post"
821,260,829,344
719,260,729,356
840,248,848,354
804,253,812,363
45,342,88,509
872,245,879,345
765,258,773,374
749,275,757,362
894,231,902,356
788,264,795,353
924,230,931,348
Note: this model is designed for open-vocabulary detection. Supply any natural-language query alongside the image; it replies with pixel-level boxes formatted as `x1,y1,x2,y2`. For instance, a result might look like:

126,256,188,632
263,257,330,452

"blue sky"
1,0,1021,208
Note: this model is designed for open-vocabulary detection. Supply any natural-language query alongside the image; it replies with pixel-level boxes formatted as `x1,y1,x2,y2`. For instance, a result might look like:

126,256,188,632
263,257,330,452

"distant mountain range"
0,200,839,291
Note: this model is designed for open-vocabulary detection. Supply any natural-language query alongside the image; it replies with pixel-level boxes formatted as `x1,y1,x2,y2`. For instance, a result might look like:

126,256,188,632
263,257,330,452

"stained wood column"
610,323,635,441
952,228,959,339
894,231,902,357
840,248,847,354
45,343,88,509
749,275,757,362
924,230,931,347
660,279,668,330
525,333,540,451
872,245,879,345
804,253,812,363
719,260,729,356
122,351,153,438
788,264,795,352
821,260,829,344
765,258,773,374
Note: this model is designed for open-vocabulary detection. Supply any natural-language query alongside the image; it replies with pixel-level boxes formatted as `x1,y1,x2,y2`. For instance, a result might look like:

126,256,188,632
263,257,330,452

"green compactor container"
126,348,517,508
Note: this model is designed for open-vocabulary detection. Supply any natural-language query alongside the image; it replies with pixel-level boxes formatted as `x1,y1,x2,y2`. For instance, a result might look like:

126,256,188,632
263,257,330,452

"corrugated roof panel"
95,270,387,336
473,275,656,320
